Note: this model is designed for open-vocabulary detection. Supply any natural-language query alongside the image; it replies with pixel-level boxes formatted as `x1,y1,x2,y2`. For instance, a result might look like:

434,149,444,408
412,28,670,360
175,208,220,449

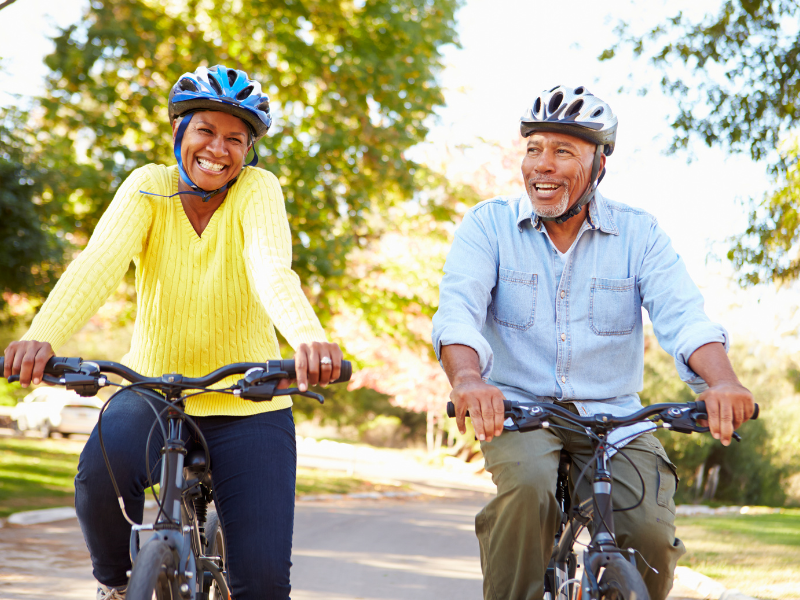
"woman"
3,65,342,600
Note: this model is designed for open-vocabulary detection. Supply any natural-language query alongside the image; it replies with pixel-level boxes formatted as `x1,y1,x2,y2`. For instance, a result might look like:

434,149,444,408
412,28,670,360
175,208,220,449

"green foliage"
602,0,800,167
35,0,461,329
602,1,800,287
292,382,426,443
0,107,68,310
641,332,795,506
727,139,800,285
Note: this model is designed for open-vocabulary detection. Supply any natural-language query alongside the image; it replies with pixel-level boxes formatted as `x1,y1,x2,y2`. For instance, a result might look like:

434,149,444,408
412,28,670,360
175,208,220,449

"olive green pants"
476,413,686,600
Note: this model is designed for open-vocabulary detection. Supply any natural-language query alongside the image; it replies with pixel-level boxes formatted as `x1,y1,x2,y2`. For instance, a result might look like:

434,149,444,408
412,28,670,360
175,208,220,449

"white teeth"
198,158,224,172
535,184,559,190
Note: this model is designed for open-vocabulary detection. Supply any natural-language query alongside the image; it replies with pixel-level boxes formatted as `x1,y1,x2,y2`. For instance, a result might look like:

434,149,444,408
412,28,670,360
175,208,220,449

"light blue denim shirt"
432,190,728,444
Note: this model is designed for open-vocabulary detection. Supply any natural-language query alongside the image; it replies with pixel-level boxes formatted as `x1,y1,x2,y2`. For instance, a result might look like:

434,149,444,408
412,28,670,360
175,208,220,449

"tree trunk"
694,462,705,502
426,409,434,455
702,465,721,501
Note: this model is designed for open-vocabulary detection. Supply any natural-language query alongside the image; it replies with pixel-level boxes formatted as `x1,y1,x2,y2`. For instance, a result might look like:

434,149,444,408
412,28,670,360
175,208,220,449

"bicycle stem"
591,445,616,549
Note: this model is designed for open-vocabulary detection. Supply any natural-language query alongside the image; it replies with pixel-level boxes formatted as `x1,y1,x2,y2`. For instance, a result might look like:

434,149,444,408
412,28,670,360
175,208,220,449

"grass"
295,466,408,496
0,435,408,518
676,509,800,600
0,435,82,517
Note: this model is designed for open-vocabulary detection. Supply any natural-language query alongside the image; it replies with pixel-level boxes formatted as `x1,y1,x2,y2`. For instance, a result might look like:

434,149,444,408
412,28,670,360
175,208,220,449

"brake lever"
506,405,548,433
272,388,324,404
661,406,742,442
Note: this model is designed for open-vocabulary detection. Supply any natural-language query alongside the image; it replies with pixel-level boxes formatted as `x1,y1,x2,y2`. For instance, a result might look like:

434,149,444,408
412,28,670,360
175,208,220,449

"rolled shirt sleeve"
638,219,729,393
432,207,498,378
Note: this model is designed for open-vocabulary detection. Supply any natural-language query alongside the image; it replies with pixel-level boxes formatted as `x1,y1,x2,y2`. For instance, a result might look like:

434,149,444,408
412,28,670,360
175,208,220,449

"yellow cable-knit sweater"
22,164,327,416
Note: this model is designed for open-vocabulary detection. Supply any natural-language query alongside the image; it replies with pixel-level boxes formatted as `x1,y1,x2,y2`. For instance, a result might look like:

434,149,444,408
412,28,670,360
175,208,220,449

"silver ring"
320,357,332,366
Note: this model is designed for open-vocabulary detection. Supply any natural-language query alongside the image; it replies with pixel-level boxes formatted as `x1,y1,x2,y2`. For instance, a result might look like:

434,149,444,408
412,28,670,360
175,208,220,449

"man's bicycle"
1,356,351,600
447,399,759,600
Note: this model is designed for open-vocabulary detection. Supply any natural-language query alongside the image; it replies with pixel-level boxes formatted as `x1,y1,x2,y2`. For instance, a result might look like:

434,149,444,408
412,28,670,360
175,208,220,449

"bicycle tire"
204,508,227,600
598,555,650,600
126,539,178,600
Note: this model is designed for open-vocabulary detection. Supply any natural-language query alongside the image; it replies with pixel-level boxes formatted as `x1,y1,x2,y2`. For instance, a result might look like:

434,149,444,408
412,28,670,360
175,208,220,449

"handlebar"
446,399,759,440
0,356,352,403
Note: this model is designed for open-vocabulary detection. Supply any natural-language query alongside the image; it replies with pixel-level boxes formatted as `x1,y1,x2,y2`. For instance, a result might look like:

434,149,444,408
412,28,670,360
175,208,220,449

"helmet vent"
574,86,585,95
566,99,584,117
548,92,564,114
533,98,541,114
549,85,560,92
208,76,223,96
178,78,198,92
236,85,254,101
591,107,604,118
257,99,270,113
227,69,238,86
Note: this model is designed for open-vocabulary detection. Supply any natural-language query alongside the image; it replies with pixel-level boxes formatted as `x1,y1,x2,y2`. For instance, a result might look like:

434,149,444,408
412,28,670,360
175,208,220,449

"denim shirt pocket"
491,268,537,331
589,276,636,336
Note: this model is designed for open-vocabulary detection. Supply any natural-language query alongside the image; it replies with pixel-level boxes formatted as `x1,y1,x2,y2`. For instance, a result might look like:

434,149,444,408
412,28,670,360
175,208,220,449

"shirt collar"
517,190,619,235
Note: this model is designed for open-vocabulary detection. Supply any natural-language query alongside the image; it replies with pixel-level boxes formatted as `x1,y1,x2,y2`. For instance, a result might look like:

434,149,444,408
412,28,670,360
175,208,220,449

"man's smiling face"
173,110,252,192
520,131,602,219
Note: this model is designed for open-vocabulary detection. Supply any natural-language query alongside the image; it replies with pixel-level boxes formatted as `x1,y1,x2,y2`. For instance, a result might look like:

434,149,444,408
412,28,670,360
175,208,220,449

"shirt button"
561,376,566,383
561,333,566,341
560,290,565,299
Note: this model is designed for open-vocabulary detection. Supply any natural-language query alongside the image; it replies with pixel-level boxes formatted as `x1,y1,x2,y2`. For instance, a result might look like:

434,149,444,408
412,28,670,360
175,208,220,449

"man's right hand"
450,378,507,442
3,341,55,387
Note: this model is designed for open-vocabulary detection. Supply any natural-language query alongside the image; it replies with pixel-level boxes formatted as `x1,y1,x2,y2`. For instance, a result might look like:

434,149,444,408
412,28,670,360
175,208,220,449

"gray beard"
529,182,570,218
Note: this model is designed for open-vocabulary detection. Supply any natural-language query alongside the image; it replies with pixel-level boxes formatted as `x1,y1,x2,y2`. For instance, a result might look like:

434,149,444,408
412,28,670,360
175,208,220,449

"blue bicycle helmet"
169,65,272,140
146,66,273,202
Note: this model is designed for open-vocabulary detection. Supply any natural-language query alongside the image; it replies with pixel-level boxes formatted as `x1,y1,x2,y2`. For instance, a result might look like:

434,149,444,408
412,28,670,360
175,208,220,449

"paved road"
0,489,705,599
0,492,488,600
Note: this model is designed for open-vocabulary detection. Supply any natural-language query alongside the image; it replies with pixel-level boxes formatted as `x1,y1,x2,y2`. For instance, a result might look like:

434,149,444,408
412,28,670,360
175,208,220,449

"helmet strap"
540,145,604,224
139,112,259,202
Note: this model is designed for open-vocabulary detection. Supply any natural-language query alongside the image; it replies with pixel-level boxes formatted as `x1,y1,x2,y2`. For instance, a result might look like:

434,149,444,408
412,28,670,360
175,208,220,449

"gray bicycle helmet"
520,86,618,223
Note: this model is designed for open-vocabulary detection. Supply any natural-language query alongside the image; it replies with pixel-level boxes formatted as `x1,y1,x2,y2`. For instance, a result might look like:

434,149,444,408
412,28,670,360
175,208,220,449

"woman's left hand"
290,342,344,391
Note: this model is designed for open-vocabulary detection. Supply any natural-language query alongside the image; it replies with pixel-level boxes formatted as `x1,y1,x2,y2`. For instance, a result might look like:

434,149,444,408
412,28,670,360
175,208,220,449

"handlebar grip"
694,400,759,420
277,359,352,384
446,400,513,419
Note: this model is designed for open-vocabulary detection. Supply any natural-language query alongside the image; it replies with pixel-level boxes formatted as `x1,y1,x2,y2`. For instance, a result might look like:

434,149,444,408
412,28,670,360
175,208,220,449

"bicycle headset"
142,65,273,202
519,85,618,224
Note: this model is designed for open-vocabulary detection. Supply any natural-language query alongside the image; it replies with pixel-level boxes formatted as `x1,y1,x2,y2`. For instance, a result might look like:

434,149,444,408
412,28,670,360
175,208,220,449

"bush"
642,331,796,506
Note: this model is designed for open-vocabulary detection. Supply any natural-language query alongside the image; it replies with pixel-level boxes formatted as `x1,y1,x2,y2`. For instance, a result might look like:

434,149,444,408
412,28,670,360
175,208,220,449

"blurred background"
1,0,799,508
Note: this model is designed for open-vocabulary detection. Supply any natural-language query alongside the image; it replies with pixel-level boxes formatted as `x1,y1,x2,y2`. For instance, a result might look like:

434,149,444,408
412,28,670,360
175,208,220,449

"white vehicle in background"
12,387,103,438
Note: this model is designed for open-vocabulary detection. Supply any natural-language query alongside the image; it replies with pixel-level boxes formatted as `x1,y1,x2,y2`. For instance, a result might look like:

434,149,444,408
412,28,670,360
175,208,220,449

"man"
431,85,754,600
4,65,342,600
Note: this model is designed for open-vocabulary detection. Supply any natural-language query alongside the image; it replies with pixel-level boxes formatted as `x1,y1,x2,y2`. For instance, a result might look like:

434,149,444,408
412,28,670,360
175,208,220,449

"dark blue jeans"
74,389,296,600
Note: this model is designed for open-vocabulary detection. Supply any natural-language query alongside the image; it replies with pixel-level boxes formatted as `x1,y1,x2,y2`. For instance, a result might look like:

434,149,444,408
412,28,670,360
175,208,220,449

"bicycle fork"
130,412,198,598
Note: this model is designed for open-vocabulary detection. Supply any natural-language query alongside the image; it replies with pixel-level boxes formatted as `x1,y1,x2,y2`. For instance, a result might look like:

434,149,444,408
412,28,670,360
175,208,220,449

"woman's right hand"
3,341,55,387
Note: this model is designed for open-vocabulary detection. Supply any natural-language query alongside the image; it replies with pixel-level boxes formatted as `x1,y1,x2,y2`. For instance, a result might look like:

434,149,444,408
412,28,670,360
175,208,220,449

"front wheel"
204,509,228,600
126,539,178,600
598,555,650,600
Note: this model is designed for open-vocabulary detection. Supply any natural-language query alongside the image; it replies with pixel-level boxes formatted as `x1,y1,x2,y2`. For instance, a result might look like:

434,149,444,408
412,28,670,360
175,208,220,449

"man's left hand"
696,381,755,446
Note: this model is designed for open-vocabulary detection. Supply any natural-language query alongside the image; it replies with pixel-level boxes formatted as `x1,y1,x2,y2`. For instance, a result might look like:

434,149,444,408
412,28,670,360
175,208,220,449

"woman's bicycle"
447,398,759,600
1,355,351,600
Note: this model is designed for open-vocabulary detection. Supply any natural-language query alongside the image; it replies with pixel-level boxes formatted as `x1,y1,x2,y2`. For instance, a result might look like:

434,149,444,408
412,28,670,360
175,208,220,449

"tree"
0,106,67,313
34,0,461,330
640,330,794,506
601,0,800,286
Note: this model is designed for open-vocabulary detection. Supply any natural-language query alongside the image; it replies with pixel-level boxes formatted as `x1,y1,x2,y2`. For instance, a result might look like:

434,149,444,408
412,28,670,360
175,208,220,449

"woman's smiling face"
172,110,252,192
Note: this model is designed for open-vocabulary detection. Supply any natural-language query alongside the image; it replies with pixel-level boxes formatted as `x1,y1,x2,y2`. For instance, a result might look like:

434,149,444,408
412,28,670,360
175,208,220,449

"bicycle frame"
446,399,758,600
129,393,229,600
1,355,352,599
545,439,639,600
